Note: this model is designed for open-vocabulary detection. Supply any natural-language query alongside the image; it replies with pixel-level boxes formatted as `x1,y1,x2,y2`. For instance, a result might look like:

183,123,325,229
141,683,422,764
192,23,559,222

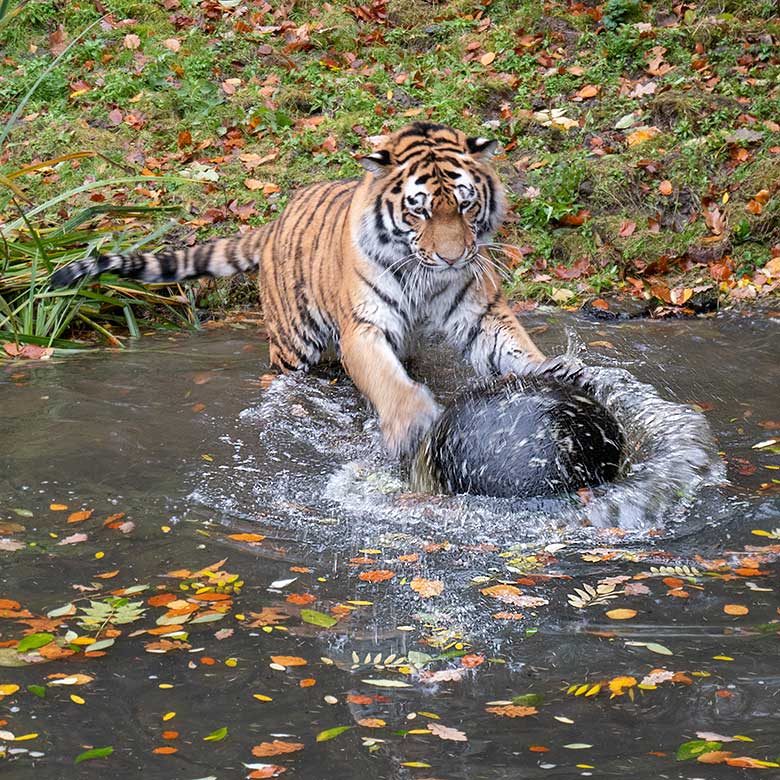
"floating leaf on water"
203,727,228,742
16,633,54,653
74,746,113,764
27,685,46,698
87,638,115,653
361,679,412,688
300,609,338,628
190,612,227,624
563,743,593,749
270,656,307,667
269,578,297,590
428,722,467,741
512,693,544,707
676,739,722,761
316,726,352,742
47,603,76,618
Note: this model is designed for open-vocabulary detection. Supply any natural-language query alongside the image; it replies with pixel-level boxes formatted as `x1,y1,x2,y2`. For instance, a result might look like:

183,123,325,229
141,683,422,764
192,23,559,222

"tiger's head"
356,122,506,274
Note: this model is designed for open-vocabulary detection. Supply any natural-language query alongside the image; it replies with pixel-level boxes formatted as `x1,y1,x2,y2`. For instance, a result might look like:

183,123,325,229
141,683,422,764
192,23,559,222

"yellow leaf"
605,609,637,620
0,684,19,696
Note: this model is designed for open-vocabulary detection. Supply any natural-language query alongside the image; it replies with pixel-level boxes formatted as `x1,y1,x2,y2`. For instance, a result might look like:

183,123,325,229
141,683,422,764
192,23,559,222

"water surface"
1,311,779,779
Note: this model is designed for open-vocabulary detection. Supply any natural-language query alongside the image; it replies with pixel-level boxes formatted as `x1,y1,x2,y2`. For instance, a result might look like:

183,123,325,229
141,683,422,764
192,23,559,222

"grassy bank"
1,0,779,347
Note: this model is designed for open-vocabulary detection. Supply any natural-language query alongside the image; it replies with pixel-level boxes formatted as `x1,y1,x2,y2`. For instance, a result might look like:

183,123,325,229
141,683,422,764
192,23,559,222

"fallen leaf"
227,533,266,543
658,180,673,196
358,570,395,583
270,655,307,667
480,51,496,66
723,604,749,615
428,722,467,742
123,33,140,50
606,609,637,620
409,577,444,598
252,740,304,757
485,705,538,718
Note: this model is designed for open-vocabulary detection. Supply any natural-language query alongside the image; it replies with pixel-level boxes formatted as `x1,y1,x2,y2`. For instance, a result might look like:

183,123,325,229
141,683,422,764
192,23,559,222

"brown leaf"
252,740,305,757
123,33,141,50
658,180,673,196
704,206,725,235
485,705,538,718
162,38,181,52
696,751,733,764
247,608,290,627
618,220,636,237
2,343,53,360
480,51,496,66
145,639,191,653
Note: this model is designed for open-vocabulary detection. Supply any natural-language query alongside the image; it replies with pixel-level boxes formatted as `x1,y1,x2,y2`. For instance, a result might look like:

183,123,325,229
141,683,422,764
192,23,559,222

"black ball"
412,373,624,498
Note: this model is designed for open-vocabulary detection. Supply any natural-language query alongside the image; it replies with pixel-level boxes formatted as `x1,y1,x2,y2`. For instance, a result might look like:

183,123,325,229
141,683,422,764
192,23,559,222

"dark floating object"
412,367,624,499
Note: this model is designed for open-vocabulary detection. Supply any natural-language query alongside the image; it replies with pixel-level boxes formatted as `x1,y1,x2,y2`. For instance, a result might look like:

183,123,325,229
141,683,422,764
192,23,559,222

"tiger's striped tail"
49,229,268,288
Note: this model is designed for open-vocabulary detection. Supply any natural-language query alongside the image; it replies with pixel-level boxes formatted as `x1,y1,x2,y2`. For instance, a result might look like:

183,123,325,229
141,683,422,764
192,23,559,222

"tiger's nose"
436,248,470,265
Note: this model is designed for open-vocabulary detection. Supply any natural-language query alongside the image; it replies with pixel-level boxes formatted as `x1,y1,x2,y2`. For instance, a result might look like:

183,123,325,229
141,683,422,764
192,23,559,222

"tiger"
51,122,546,457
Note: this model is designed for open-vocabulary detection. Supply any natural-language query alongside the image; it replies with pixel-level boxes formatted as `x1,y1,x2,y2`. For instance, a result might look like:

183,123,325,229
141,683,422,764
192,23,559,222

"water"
1,311,779,779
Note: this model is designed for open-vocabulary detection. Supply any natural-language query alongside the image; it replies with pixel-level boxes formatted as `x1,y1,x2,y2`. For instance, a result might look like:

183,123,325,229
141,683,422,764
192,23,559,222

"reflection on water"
1,312,779,779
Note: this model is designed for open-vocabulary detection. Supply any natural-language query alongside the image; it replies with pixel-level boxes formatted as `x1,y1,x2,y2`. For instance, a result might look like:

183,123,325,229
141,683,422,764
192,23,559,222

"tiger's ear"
359,149,393,177
466,137,498,159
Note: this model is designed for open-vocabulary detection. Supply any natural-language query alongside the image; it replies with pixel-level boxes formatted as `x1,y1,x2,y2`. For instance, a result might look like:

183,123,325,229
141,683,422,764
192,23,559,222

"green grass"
1,0,779,342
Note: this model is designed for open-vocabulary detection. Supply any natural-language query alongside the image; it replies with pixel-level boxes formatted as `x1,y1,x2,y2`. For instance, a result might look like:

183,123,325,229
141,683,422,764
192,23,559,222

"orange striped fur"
52,122,545,456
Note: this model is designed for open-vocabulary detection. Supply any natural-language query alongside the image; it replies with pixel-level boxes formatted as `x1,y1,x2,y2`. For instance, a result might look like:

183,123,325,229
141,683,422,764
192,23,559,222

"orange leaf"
662,577,684,588
346,694,375,705
161,731,179,739
270,655,307,667
480,584,521,598
358,718,385,728
49,503,68,511
493,611,524,620
461,654,485,668
529,745,550,752
148,593,177,607
485,705,538,718
252,740,305,757
190,592,232,601
0,599,21,610
480,51,496,66
286,593,316,605
299,678,316,688
147,625,185,635
95,570,120,579
745,199,762,215
152,746,178,755
67,510,93,524
658,180,673,196
227,533,266,543
409,577,444,598
575,84,600,99
358,570,395,583
723,604,749,615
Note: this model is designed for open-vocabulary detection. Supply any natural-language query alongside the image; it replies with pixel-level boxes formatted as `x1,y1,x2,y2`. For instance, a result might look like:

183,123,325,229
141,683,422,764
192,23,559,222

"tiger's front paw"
381,384,441,459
